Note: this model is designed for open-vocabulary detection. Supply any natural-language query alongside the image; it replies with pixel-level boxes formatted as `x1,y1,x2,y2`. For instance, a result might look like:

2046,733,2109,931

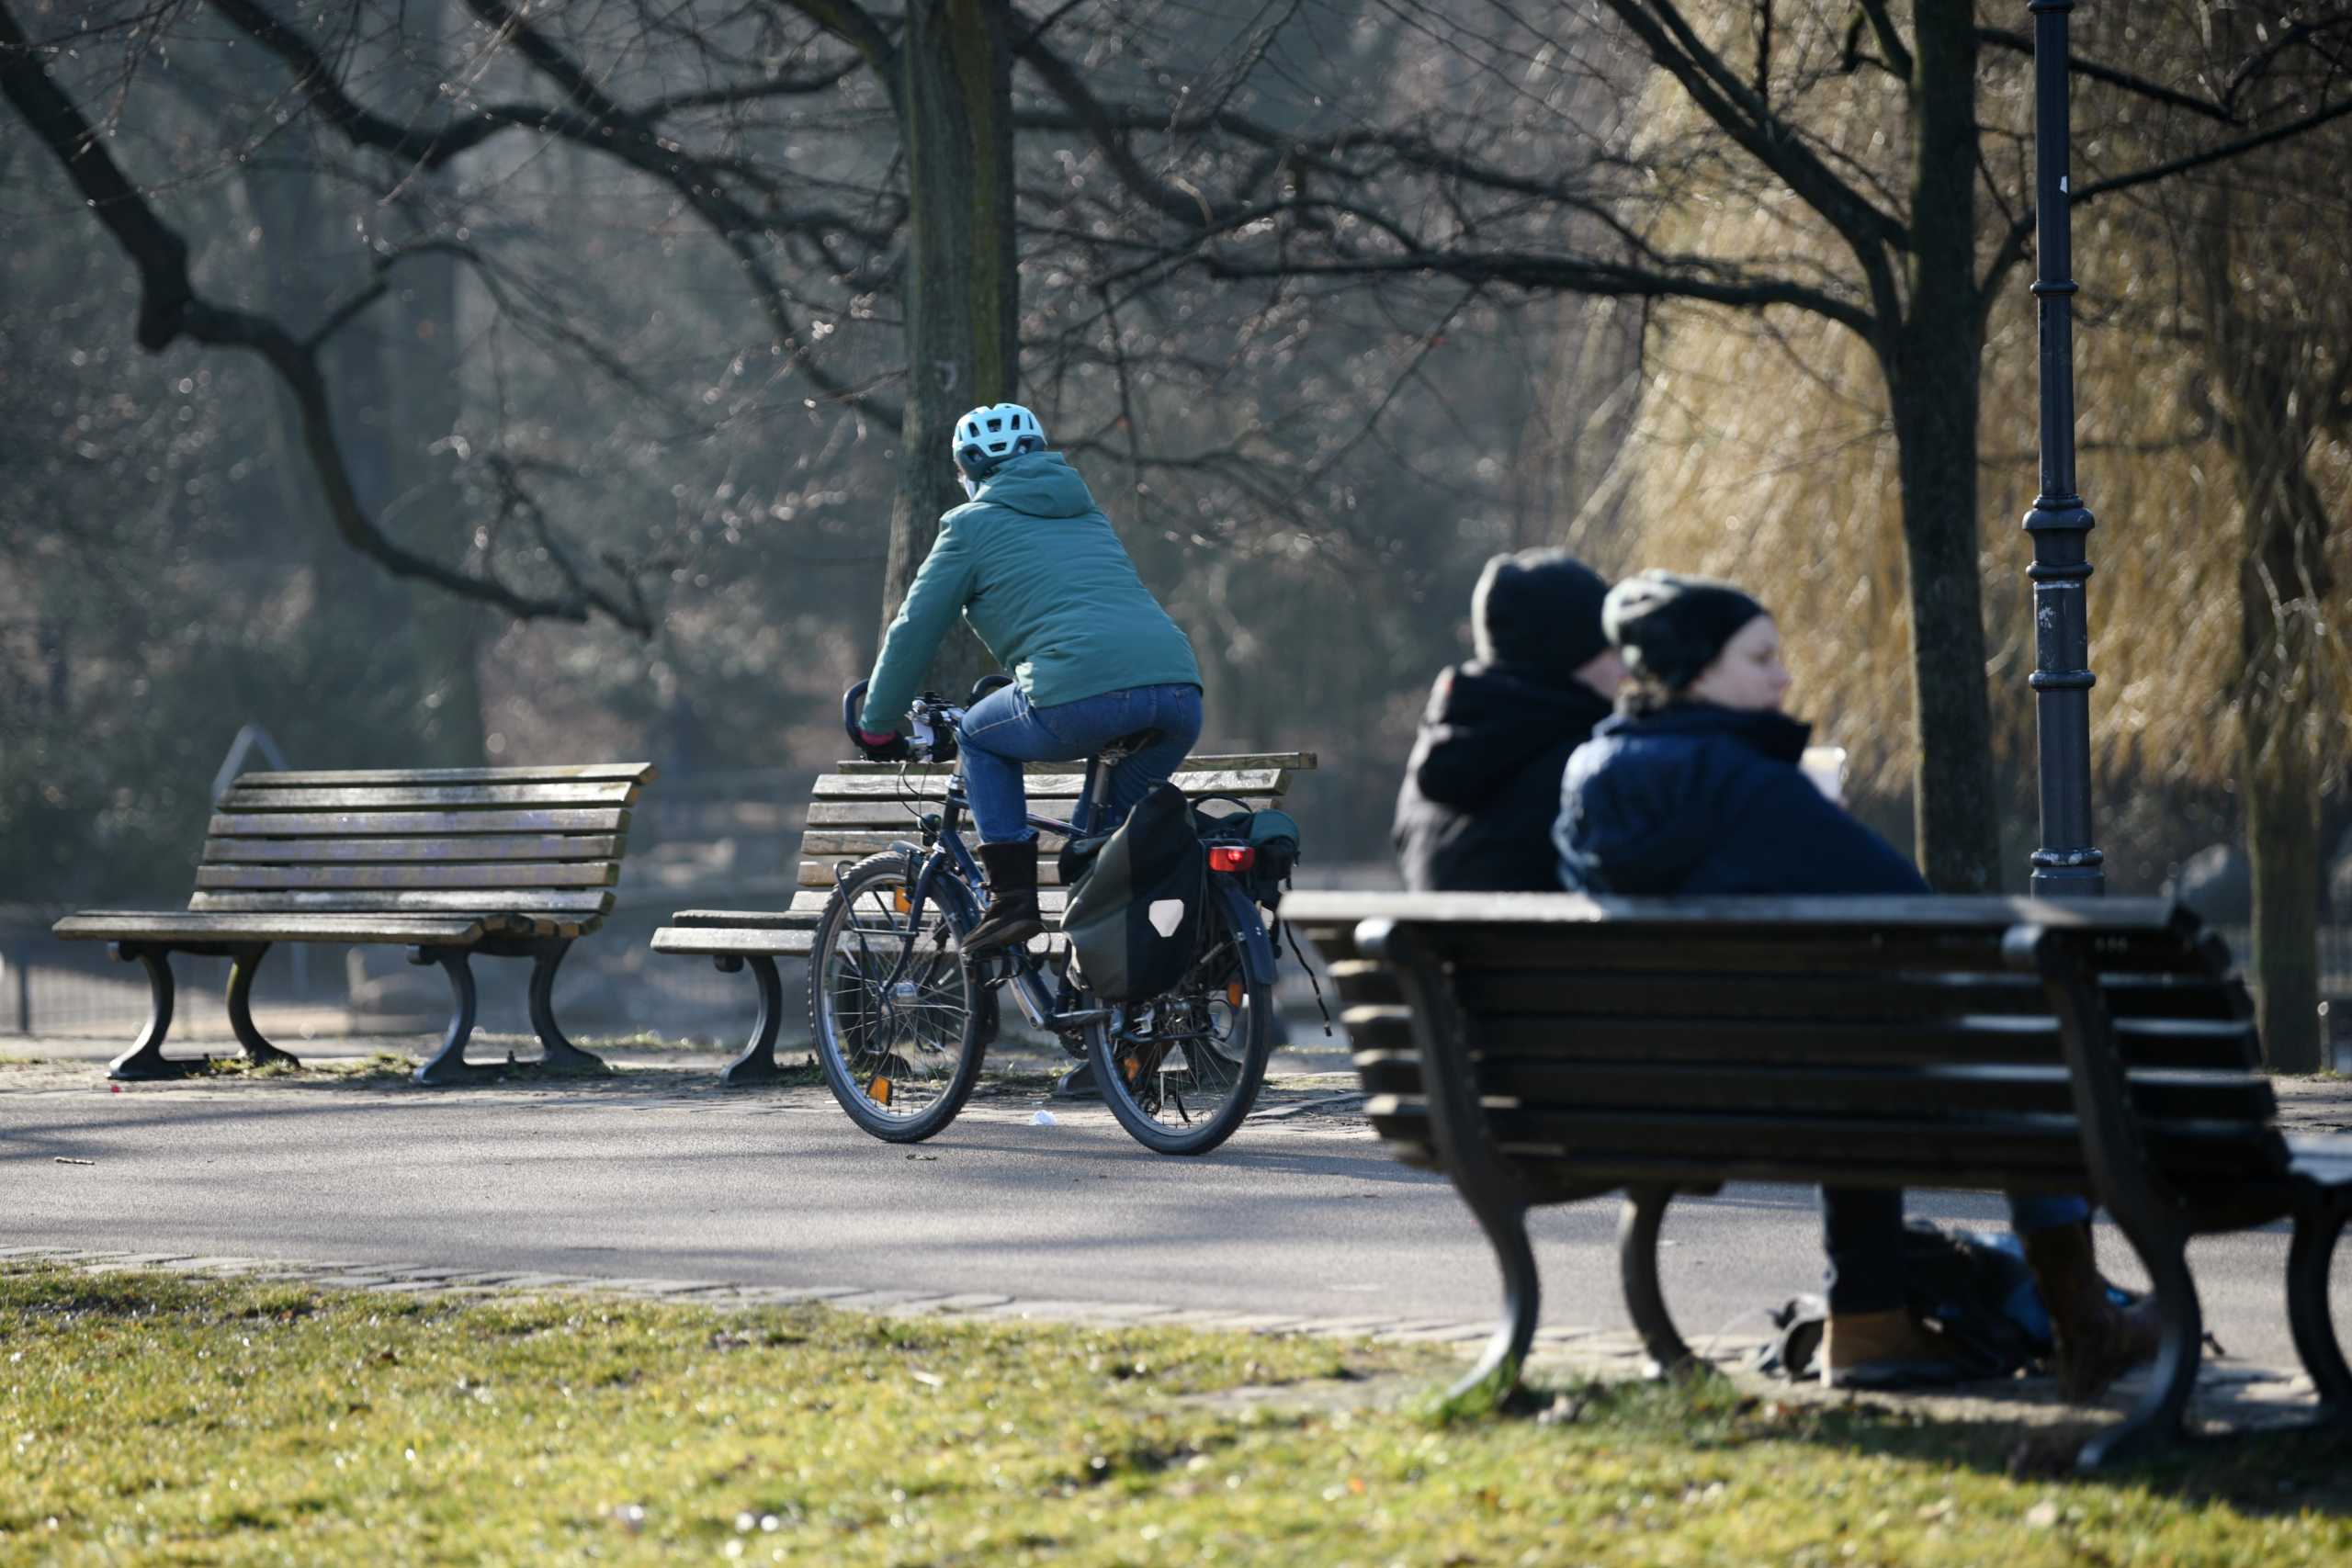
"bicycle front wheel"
808,852,986,1143
1088,894,1272,1156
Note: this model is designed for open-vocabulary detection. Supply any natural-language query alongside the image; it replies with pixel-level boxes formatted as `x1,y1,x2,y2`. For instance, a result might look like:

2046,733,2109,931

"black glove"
854,726,912,763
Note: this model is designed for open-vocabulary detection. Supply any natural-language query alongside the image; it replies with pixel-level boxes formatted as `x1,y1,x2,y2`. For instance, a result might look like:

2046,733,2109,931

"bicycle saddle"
1102,728,1164,756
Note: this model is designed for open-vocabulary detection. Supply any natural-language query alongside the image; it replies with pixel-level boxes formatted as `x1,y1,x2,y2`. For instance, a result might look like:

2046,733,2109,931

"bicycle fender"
1209,875,1279,987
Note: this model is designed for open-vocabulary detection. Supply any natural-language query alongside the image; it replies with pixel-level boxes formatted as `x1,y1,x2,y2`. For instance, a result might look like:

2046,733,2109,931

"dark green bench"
652,753,1311,1084
54,763,656,1085
1285,890,2352,1469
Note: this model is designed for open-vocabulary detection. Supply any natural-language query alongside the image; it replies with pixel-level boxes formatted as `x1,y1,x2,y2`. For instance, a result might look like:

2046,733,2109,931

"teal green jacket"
860,452,1202,730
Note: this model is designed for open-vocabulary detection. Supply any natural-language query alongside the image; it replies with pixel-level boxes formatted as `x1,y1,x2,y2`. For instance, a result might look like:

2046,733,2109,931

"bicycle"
809,678,1280,1156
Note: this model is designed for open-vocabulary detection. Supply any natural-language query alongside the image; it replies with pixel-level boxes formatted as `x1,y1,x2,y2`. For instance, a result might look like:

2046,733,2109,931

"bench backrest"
1285,892,2284,1197
797,752,1315,889
196,764,656,936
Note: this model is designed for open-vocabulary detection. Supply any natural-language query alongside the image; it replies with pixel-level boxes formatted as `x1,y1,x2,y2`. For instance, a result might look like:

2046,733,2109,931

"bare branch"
0,0,652,632
1976,26,2236,124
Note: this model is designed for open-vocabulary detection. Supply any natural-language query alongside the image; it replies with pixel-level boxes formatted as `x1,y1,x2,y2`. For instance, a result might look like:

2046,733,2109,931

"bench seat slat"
188,889,612,916
208,808,632,838
808,769,1289,801
801,859,1093,888
195,862,618,892
671,890,1069,927
830,751,1317,775
204,835,623,864
231,763,654,788
1441,970,2251,1027
1283,892,2198,933
1441,931,2206,979
55,912,485,944
802,799,1278,829
214,783,640,810
652,926,1064,959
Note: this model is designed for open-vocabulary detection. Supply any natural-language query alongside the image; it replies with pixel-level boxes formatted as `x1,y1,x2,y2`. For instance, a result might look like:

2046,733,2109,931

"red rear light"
1207,845,1257,874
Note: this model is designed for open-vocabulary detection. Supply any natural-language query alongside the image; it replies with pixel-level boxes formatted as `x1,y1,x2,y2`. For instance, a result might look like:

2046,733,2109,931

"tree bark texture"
880,0,1020,696
2197,188,2335,1072
1885,2,2003,892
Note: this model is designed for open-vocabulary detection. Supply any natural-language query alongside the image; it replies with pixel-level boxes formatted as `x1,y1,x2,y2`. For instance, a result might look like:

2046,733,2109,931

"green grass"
5,1267,2351,1565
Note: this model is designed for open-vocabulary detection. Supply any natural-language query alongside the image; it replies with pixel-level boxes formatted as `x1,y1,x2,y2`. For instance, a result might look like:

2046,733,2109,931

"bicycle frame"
863,744,1117,1038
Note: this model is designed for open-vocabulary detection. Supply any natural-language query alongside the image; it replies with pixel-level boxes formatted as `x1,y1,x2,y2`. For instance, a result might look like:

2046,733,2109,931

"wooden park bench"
1283,890,2352,1469
652,751,1313,1084
53,763,657,1086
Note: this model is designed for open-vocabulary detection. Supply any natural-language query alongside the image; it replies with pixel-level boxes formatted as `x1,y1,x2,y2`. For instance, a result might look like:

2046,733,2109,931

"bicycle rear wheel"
1088,894,1272,1156
809,852,986,1143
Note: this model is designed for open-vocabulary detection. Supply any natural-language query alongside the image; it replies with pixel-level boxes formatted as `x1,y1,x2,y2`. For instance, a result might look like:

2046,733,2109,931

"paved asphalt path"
4,1045,2346,1380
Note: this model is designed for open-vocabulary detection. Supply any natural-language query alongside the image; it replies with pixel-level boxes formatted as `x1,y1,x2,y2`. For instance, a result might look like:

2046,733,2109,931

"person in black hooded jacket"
1555,570,2157,1399
1393,550,1623,891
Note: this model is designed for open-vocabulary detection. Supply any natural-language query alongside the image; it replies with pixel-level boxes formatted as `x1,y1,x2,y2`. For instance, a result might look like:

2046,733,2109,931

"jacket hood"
1409,662,1614,810
975,450,1096,519
1558,704,1811,892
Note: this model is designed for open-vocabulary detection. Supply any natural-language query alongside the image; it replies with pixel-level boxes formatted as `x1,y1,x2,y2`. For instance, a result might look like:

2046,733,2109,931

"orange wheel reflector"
868,1076,893,1105
1123,1055,1143,1084
1227,980,1245,1010
893,889,911,914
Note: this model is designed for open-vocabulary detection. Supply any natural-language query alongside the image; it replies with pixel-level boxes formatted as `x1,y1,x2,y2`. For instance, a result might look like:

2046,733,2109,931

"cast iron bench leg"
1621,1185,1697,1376
526,939,607,1075
410,946,492,1086
106,943,205,1080
717,954,786,1086
224,943,300,1071
2287,1194,2352,1417
1452,1193,1540,1405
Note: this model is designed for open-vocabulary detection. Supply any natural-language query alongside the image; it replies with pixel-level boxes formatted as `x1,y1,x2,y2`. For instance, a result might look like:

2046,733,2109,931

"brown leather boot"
962,839,1044,957
1821,1308,1973,1389
2021,1221,2161,1401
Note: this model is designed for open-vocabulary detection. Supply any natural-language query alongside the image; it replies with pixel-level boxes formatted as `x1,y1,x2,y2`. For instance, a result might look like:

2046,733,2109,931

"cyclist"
851,402,1204,957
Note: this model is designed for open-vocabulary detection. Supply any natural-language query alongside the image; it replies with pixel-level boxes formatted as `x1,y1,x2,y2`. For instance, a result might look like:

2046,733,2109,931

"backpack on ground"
1752,1222,2057,1382
1058,782,1205,1002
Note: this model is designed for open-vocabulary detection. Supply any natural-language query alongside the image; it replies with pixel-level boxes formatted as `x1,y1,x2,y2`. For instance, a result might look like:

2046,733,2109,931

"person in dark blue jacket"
1393,550,1623,892
1555,570,2155,1395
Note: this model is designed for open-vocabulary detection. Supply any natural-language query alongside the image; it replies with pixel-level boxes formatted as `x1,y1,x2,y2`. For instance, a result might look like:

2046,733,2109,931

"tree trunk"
880,0,1020,697
1885,1,2003,892
2196,188,2335,1073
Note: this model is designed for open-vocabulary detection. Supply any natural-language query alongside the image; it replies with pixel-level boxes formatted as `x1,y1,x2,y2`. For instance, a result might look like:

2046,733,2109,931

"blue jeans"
1823,1188,2092,1314
958,682,1204,844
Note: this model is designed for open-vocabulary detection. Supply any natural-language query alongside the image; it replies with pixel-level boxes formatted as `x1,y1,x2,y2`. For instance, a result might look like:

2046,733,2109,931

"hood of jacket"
1408,662,1615,810
1556,703,1813,893
973,450,1095,519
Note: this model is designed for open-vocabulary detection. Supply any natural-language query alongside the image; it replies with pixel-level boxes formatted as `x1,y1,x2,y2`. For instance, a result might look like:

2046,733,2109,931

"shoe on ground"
1820,1308,1973,1390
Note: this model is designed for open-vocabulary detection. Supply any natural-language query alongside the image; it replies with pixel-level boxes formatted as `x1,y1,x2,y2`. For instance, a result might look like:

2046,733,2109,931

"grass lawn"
4,1267,2350,1565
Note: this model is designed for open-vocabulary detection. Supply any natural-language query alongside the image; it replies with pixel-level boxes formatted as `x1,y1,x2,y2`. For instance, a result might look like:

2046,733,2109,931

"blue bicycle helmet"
952,402,1046,481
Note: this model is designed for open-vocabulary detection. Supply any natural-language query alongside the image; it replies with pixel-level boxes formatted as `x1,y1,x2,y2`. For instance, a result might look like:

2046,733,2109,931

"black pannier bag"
1057,782,1205,1001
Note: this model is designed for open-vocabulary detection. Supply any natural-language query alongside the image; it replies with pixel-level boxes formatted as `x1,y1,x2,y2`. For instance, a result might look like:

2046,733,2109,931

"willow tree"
1622,3,2351,1064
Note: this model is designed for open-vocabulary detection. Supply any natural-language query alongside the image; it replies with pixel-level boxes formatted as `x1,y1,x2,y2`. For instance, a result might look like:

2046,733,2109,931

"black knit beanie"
1601,570,1770,691
1470,549,1612,680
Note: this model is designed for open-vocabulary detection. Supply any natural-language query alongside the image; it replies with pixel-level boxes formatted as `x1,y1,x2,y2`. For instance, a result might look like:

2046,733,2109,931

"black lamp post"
2023,0,2105,897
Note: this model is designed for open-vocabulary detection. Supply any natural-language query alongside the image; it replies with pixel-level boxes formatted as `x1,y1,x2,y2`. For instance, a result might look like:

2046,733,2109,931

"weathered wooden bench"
53,763,656,1086
1284,890,2352,1469
652,752,1313,1084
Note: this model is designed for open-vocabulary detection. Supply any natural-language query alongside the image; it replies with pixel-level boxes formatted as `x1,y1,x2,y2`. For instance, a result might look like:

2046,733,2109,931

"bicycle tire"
1088,892,1272,1156
808,852,987,1143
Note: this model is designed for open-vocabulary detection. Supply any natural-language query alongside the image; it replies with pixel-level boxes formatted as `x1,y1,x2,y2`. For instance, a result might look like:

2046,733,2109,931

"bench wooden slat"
187,889,613,916
1283,891,2198,934
208,808,632,838
194,862,620,892
830,751,1317,775
653,926,1065,959
1440,969,2252,1026
231,763,655,788
808,769,1289,801
204,835,624,864
802,799,1278,828
54,912,486,944
797,858,1098,889
214,783,640,811
671,889,1070,927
